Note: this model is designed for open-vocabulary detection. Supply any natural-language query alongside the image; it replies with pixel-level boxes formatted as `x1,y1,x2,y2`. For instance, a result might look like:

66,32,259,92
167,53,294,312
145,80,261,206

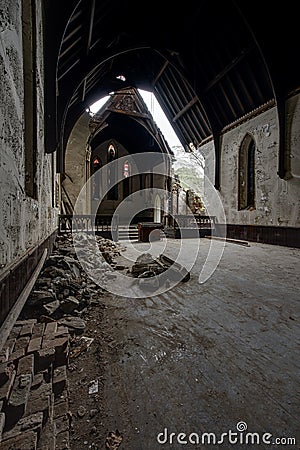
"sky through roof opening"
88,90,181,148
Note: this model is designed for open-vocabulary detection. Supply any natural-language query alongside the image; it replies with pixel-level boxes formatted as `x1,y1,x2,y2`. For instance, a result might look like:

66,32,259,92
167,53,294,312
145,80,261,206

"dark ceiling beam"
59,37,81,60
172,97,198,122
153,60,169,86
43,0,81,154
204,45,253,93
81,0,96,102
57,58,80,81
154,48,222,187
233,0,298,179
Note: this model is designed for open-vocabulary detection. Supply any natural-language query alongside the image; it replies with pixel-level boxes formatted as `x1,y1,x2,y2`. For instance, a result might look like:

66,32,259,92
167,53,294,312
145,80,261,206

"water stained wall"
0,0,58,272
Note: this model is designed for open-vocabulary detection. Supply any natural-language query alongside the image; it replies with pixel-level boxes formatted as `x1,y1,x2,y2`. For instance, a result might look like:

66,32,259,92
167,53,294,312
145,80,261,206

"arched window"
123,160,130,178
107,143,118,200
123,161,131,198
108,143,116,162
238,135,256,210
91,156,101,200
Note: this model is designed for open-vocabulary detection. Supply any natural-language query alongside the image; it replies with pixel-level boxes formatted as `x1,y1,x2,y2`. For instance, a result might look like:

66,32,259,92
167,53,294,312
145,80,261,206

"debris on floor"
88,380,99,395
131,252,190,283
69,336,94,360
0,318,71,449
19,233,125,323
105,430,123,450
0,232,125,449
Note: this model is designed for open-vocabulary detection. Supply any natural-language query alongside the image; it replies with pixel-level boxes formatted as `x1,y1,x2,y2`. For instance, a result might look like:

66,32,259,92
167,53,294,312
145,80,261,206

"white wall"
200,94,300,227
0,0,58,270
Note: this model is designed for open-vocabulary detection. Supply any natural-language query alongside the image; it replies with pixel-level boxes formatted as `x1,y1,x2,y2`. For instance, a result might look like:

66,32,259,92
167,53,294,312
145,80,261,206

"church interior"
0,1,299,448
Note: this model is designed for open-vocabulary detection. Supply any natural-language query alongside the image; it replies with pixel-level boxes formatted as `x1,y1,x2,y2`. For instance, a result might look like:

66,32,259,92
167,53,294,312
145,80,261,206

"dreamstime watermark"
156,421,297,446
72,152,227,297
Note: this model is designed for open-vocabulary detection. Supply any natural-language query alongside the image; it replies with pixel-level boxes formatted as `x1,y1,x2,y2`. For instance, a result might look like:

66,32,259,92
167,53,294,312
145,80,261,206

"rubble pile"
0,318,70,449
21,233,125,325
0,232,126,448
131,253,190,282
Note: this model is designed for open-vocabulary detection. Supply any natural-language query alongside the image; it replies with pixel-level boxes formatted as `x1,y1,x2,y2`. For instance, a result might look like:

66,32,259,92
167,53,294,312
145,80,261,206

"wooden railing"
58,214,118,233
164,214,216,230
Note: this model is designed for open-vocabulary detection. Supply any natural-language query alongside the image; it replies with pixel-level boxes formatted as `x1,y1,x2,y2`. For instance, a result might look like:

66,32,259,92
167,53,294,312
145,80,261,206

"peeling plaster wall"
0,0,58,271
201,95,300,227
64,112,91,212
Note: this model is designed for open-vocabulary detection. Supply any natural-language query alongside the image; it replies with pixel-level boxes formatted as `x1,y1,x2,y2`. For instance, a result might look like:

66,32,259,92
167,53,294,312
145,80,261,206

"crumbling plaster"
0,0,58,271
200,94,300,227
64,112,91,212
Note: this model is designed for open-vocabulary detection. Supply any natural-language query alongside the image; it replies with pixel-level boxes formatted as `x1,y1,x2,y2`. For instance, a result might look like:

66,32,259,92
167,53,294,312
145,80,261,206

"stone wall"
0,0,58,271
63,113,91,213
200,94,300,228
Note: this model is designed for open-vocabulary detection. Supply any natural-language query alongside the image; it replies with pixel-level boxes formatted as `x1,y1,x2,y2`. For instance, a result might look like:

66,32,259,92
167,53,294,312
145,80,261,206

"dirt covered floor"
64,236,299,450
16,233,300,449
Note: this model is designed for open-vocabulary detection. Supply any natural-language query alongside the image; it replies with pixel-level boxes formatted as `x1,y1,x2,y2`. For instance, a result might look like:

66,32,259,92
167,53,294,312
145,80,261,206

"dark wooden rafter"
81,0,96,102
203,45,254,93
172,97,198,122
153,58,211,144
152,48,224,186
44,0,298,185
153,60,169,86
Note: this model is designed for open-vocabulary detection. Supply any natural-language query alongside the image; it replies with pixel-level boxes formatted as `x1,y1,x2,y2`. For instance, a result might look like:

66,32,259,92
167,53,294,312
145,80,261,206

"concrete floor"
88,239,300,449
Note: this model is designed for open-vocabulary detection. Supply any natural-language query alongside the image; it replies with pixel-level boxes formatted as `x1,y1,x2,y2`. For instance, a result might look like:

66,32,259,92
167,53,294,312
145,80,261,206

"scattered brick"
53,397,69,419
54,413,70,436
17,354,34,378
9,326,22,340
27,337,43,355
19,322,35,337
14,336,30,353
35,348,55,373
42,336,69,367
0,362,15,387
52,366,67,397
8,348,25,364
0,412,5,441
0,369,16,403
55,327,69,337
0,347,9,363
37,421,56,450
16,319,37,326
25,383,52,422
32,323,45,338
5,338,16,355
31,373,44,390
0,429,37,449
55,430,70,449
6,373,32,425
44,322,57,336
2,411,43,441
0,319,71,449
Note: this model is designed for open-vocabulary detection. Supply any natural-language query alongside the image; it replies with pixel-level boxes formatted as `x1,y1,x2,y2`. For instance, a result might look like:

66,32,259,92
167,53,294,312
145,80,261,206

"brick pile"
0,319,71,449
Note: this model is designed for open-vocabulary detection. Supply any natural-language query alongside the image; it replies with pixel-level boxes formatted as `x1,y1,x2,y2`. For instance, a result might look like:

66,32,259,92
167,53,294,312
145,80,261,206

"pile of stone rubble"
0,232,126,448
21,233,125,329
0,318,70,449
